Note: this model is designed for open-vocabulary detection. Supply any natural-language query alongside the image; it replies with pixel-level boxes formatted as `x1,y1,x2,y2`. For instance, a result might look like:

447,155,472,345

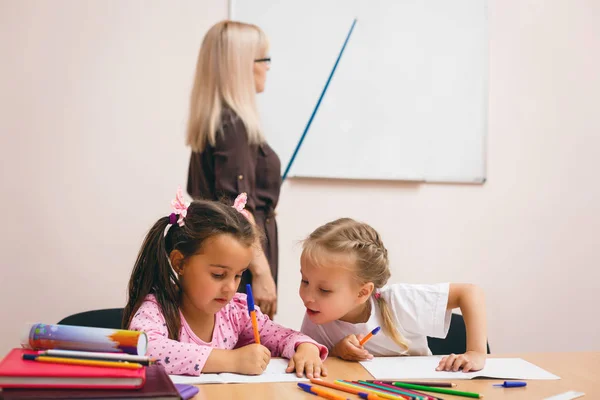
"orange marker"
298,383,350,400
246,284,261,344
310,380,386,400
358,392,386,400
359,326,381,346
310,379,363,395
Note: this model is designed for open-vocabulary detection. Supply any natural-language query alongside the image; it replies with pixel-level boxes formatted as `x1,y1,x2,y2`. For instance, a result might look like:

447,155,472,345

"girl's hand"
331,334,373,361
286,343,327,378
436,351,486,373
233,344,271,375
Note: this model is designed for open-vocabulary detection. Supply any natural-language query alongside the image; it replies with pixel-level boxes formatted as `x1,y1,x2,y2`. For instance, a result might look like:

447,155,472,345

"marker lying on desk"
359,326,381,346
298,383,351,400
494,381,527,388
310,379,384,399
358,392,386,400
23,354,143,369
246,284,261,344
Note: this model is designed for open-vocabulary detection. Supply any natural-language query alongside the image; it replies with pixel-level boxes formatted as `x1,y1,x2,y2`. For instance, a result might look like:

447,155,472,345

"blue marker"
494,381,527,388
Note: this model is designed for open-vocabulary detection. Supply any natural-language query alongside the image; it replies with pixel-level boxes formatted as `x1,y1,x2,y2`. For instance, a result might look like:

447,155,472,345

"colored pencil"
371,381,443,400
364,380,456,388
39,349,155,366
354,381,427,400
23,354,142,369
335,380,410,400
392,382,483,399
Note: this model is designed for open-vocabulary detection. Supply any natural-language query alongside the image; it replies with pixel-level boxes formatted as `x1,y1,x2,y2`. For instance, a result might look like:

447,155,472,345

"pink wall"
1,0,598,356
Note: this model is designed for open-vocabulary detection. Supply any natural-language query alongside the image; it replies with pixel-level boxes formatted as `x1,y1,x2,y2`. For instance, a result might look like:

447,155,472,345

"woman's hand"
286,343,327,378
436,350,486,373
252,271,277,319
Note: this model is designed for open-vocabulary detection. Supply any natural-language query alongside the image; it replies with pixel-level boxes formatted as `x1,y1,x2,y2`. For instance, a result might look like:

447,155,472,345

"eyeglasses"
254,57,271,64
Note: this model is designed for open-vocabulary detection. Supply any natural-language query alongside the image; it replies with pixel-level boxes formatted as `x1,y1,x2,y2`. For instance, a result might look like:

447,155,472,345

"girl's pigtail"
123,216,183,340
376,295,409,350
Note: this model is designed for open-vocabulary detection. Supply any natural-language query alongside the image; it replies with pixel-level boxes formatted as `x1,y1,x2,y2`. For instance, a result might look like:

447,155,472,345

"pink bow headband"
167,187,250,227
232,192,251,220
169,187,190,227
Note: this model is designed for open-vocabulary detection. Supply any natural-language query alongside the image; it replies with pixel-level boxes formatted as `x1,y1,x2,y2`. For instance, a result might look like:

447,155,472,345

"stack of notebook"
0,323,199,400
0,349,199,399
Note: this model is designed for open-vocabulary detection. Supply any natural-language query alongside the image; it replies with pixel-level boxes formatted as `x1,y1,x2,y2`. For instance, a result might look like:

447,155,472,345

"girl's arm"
232,295,328,378
233,296,328,359
437,283,487,372
131,298,270,376
129,300,214,376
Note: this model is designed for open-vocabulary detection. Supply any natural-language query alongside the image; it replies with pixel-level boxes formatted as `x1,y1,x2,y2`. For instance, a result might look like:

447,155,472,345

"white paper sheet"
169,358,309,384
544,391,585,400
360,356,560,380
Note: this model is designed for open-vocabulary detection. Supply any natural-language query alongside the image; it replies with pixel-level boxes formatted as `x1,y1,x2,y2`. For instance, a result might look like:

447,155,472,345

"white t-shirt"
301,283,452,356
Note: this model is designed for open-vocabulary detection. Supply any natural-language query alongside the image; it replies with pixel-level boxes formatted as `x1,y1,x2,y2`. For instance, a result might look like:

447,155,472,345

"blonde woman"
186,21,280,319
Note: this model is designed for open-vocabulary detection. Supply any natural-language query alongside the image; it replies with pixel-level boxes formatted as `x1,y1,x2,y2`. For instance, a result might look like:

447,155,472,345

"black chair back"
427,313,490,355
58,308,124,330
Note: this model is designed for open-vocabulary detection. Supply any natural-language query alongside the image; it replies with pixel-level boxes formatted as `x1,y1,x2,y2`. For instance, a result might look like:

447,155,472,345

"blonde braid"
303,218,409,350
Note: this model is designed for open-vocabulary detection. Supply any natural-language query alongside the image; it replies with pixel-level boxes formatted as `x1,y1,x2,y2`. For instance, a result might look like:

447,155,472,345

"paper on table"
360,356,560,380
543,391,585,400
169,358,309,384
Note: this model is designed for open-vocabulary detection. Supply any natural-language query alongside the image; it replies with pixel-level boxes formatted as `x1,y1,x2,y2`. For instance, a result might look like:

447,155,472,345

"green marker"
392,381,483,399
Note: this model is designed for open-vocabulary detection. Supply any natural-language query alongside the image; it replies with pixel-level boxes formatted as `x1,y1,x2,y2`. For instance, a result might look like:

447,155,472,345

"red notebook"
1,365,180,399
0,349,145,389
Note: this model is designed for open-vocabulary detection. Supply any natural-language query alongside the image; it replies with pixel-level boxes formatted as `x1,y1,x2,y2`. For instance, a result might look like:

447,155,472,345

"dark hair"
122,199,256,339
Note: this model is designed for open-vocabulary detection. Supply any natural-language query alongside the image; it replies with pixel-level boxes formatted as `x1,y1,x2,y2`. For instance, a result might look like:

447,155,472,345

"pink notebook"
0,349,145,389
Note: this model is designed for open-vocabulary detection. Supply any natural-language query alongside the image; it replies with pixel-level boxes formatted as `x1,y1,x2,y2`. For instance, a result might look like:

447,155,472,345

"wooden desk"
194,353,599,399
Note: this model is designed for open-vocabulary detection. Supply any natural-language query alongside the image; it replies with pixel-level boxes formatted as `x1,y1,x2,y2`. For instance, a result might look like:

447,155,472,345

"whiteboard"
231,0,488,183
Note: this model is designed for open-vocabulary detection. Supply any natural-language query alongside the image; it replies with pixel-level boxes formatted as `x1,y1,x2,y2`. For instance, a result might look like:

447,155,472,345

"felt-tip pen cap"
246,284,255,313
297,382,316,394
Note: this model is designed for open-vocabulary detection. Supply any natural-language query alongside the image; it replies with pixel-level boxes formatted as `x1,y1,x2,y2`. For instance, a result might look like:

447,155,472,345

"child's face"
176,234,253,316
299,251,370,325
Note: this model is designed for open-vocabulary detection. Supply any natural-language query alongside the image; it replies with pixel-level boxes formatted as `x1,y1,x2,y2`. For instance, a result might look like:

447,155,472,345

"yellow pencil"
23,354,143,369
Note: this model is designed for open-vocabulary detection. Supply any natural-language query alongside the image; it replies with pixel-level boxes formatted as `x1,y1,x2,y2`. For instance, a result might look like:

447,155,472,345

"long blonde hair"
186,20,268,152
303,218,409,350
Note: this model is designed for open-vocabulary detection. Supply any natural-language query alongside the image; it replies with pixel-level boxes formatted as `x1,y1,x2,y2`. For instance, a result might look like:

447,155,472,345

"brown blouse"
187,109,282,286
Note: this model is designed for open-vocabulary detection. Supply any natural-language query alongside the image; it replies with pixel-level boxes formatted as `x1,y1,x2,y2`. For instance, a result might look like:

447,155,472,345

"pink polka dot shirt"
129,294,328,375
